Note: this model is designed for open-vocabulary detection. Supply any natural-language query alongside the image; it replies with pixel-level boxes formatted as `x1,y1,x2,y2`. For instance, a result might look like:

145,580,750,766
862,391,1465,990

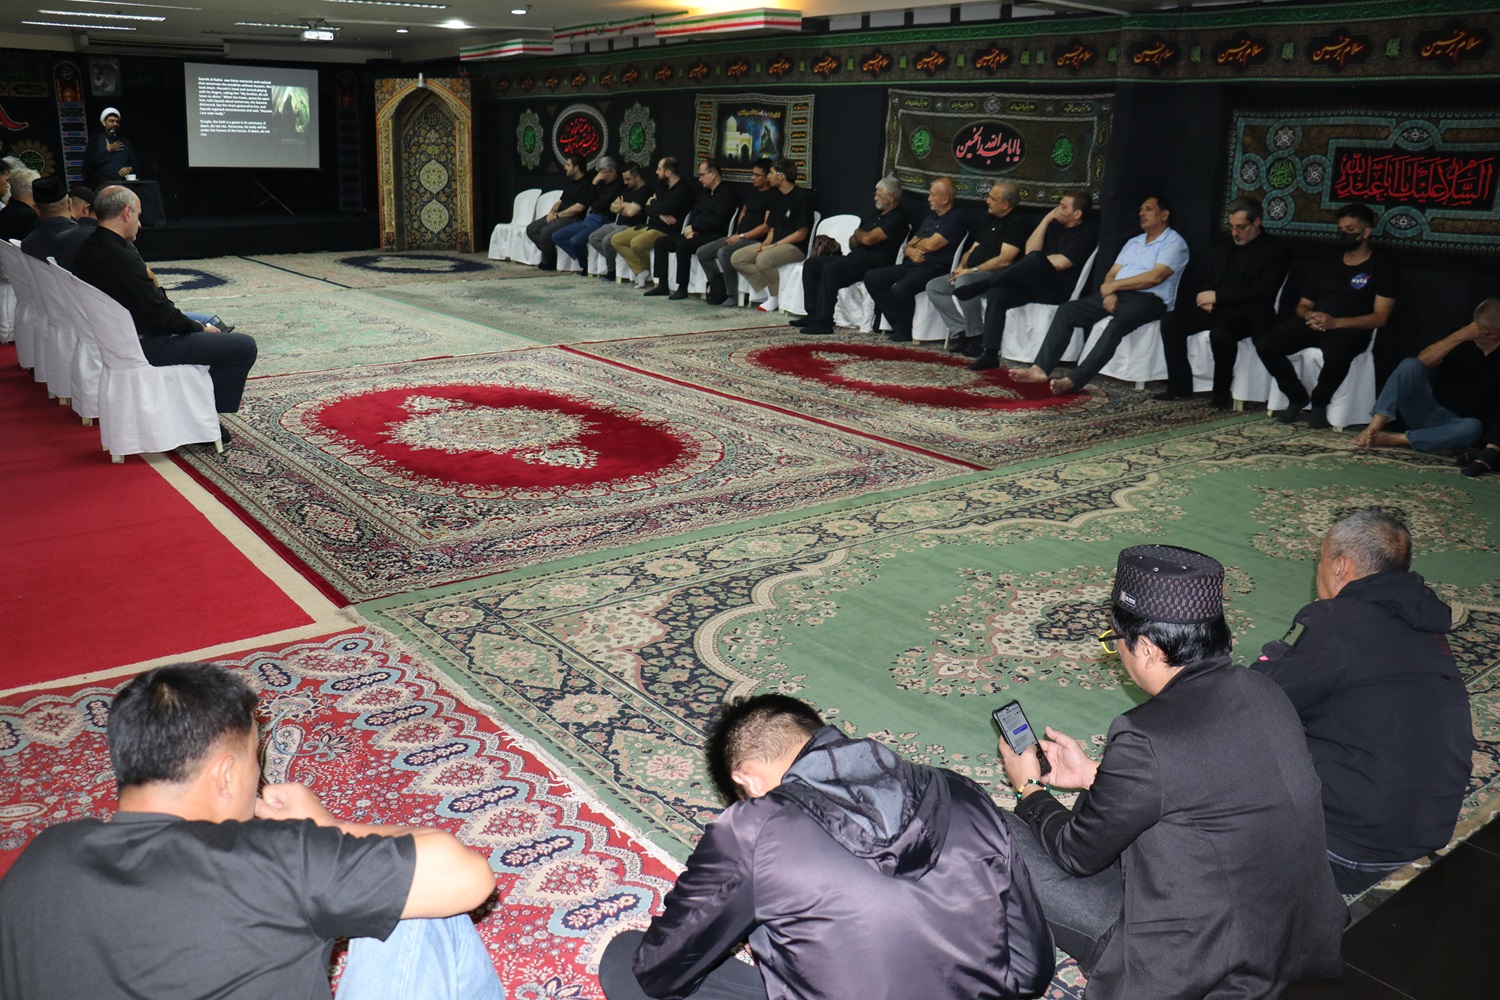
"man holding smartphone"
997,545,1346,999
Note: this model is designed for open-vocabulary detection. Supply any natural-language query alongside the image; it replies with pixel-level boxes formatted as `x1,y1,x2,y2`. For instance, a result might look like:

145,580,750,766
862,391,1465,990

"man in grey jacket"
600,694,1053,1000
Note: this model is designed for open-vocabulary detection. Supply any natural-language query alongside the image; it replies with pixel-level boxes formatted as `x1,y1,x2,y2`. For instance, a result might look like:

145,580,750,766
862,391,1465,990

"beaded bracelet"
1013,778,1048,800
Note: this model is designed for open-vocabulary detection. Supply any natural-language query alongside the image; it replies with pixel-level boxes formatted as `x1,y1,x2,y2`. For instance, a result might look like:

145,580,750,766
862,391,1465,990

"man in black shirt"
1254,203,1397,427
49,184,98,272
613,156,694,290
1353,299,1500,452
925,180,1029,353
1154,196,1289,408
19,176,75,261
648,159,738,299
962,192,1097,371
71,186,258,419
792,176,908,336
700,158,773,305
863,176,968,341
0,662,501,1000
0,166,39,241
588,164,652,281
526,153,591,270
730,158,813,313
551,157,623,270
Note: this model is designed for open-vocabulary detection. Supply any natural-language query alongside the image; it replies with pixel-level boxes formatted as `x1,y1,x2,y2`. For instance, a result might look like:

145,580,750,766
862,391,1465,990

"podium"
120,179,167,227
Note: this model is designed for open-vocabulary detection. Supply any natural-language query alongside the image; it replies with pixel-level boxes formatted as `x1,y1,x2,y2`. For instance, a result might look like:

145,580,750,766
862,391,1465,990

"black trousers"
801,253,880,324
863,260,946,337
139,330,258,412
653,232,722,290
1033,291,1167,390
598,930,767,1000
977,252,1077,354
1253,317,1373,408
1159,302,1275,397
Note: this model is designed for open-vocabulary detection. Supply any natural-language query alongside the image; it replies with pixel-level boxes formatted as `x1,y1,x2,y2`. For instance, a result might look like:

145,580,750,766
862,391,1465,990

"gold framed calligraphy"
693,92,814,185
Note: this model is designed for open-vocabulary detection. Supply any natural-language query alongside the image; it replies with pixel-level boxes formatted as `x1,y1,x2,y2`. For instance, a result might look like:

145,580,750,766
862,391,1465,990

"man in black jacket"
551,157,623,271
648,159,738,299
600,694,1053,1000
1255,510,1473,893
71,186,257,418
1001,544,1346,1000
19,176,75,261
791,175,908,335
1154,196,1289,408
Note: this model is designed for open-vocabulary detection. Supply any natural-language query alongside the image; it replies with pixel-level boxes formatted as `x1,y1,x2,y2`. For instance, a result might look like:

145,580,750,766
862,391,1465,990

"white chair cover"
1265,332,1379,430
1084,316,1169,388
835,241,906,332
72,281,220,461
0,276,14,344
0,240,43,376
487,188,541,261
27,255,82,404
507,189,560,267
998,247,1098,364
912,235,973,344
776,212,844,316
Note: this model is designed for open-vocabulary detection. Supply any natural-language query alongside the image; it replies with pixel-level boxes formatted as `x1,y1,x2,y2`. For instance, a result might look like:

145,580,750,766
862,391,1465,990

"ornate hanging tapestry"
375,77,475,252
1227,109,1500,254
883,89,1110,205
693,92,813,185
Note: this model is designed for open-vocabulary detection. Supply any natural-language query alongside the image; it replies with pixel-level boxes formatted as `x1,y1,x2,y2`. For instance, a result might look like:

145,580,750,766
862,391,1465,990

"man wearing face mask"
1253,204,1396,428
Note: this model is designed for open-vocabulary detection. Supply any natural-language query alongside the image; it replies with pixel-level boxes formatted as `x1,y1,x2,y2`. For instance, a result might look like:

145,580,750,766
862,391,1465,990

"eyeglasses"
1098,629,1120,655
1228,222,1256,233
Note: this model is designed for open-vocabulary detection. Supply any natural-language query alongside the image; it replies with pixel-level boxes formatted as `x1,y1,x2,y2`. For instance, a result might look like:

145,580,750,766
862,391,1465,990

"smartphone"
992,699,1051,777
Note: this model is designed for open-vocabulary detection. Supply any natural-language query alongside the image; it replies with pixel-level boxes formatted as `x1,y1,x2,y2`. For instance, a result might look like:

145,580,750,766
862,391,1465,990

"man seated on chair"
1253,510,1472,894
730,158,813,314
961,192,1098,371
0,662,502,1000
0,166,39,241
700,158,774,306
1352,299,1500,454
1254,203,1396,427
1013,195,1188,395
1154,196,1289,409
614,156,695,291
999,544,1347,999
925,179,1029,355
526,152,591,271
791,175,908,335
862,176,967,342
598,693,1055,1000
71,186,258,431
587,165,652,282
50,184,97,272
648,159,738,300
552,156,623,272
18,176,74,261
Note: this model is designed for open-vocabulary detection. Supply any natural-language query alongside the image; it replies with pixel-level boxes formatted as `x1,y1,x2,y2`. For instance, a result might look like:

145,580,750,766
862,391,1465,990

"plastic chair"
25,253,82,405
508,188,560,266
1265,331,1380,431
1000,247,1098,363
487,188,541,261
71,280,222,462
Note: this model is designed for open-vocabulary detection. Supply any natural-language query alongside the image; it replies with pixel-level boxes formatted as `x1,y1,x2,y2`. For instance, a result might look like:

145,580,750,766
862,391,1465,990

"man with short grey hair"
790,176,907,336
1255,509,1472,893
0,166,39,240
924,180,1028,353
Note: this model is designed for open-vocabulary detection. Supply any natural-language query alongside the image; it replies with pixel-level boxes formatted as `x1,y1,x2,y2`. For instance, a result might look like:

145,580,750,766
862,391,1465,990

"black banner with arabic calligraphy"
693,92,814,185
1228,108,1500,254
883,89,1110,205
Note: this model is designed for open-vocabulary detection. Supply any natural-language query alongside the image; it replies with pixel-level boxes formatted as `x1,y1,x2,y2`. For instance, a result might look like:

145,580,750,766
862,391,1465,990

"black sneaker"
1306,406,1331,430
668,289,689,300
945,336,971,354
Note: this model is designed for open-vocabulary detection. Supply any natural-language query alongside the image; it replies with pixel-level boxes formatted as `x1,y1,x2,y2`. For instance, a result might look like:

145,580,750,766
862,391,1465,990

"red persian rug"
172,352,963,602
570,331,1238,469
0,630,678,998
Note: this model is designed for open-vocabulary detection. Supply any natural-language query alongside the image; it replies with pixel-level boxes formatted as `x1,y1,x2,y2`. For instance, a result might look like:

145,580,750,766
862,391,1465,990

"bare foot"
1369,430,1410,449
1049,377,1076,396
1352,428,1375,449
1010,365,1049,384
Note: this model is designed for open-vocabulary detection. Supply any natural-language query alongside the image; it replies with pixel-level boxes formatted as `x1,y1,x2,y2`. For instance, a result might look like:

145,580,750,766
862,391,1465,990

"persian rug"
177,351,966,603
243,251,539,287
367,278,776,345
570,331,1237,468
173,289,535,377
364,420,1500,861
0,630,679,998
152,257,332,298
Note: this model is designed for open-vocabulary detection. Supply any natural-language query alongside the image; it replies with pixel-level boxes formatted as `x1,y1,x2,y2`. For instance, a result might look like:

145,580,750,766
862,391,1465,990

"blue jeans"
1373,357,1483,452
554,214,609,266
338,914,505,1000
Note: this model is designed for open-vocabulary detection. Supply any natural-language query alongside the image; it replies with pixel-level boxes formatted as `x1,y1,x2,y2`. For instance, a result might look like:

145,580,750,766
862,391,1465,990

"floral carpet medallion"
570,330,1235,468
0,631,678,998
176,352,964,602
367,423,1500,863
243,251,538,287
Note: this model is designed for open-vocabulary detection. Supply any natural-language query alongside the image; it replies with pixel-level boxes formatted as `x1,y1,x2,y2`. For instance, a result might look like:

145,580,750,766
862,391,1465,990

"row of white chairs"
0,238,222,462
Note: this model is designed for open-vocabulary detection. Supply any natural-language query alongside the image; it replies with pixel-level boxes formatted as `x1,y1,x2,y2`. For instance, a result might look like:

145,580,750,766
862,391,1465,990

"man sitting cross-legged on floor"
1352,298,1500,454
1013,195,1188,395
961,191,1098,370
599,693,1054,1000
790,175,908,335
0,662,503,1000
999,544,1347,999
71,185,258,438
1254,203,1396,428
925,179,1030,354
647,158,738,300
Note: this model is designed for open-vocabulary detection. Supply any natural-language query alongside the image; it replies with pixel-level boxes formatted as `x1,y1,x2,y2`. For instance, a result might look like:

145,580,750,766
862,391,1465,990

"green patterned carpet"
242,250,539,286
363,421,1500,859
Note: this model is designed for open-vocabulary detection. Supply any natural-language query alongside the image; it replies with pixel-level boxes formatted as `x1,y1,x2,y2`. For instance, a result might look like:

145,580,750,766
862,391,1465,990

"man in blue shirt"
1014,195,1189,395
862,176,968,342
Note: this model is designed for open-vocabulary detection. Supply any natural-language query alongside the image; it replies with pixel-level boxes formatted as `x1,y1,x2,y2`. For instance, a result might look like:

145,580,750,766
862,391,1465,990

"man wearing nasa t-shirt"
1254,203,1397,428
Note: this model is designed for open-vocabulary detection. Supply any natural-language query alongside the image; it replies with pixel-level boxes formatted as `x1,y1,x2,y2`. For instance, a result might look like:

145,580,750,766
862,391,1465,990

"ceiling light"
22,19,134,28
234,21,309,28
39,8,165,18
395,26,408,32
510,5,528,13
68,0,199,8
318,0,447,8
438,18,468,28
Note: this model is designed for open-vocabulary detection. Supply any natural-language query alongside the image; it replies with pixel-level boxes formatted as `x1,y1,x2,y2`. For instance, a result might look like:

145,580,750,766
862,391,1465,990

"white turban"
100,107,120,123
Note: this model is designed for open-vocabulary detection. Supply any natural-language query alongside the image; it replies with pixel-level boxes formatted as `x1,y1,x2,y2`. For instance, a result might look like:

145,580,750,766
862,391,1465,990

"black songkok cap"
1112,545,1224,625
69,184,96,205
32,175,67,205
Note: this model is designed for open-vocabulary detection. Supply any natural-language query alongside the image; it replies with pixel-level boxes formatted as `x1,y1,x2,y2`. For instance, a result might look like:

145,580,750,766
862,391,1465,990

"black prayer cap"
69,184,96,205
32,175,67,205
1112,545,1224,625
